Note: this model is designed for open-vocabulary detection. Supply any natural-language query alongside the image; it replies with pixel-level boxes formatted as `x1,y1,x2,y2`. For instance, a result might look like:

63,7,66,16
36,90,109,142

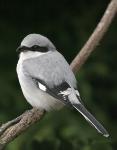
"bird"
16,33,109,137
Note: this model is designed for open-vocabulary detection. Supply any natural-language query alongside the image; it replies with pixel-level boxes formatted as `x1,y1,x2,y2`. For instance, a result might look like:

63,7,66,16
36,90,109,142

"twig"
0,109,45,149
70,0,117,74
0,116,22,136
0,0,117,149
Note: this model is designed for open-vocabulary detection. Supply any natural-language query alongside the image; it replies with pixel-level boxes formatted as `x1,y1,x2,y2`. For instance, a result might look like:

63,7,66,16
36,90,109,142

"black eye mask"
31,45,48,52
16,45,48,53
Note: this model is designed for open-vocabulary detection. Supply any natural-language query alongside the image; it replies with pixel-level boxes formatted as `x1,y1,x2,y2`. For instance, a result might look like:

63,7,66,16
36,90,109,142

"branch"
0,0,117,149
70,0,117,74
0,109,45,149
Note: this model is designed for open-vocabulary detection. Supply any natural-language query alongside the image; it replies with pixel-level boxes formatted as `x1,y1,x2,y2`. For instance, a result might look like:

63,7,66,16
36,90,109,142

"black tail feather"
73,103,109,137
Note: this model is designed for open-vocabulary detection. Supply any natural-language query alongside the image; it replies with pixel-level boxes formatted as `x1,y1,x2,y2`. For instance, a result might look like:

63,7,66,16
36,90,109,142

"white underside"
17,51,64,111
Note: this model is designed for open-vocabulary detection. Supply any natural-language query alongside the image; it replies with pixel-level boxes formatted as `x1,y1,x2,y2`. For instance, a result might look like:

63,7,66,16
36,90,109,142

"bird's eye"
32,45,39,49
31,45,48,52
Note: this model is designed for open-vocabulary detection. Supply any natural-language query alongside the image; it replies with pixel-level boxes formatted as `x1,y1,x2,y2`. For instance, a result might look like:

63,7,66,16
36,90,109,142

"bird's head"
16,34,56,54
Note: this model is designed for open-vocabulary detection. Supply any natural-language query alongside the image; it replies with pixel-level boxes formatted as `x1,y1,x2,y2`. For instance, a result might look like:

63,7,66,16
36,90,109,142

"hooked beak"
16,46,22,53
16,46,30,53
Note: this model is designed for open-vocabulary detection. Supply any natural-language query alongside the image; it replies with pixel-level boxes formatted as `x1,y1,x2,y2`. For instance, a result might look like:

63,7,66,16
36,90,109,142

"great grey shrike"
16,33,109,137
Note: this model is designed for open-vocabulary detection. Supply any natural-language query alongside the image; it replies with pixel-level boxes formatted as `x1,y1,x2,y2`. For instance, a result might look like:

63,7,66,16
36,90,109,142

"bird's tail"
73,103,109,137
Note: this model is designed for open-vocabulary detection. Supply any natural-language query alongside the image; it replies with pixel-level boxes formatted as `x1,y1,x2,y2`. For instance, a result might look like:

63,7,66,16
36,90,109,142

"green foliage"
0,0,117,149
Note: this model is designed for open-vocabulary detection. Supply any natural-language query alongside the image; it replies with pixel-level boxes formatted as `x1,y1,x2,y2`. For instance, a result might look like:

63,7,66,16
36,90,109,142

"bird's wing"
33,77,77,106
23,51,77,89
23,52,109,137
32,77,109,137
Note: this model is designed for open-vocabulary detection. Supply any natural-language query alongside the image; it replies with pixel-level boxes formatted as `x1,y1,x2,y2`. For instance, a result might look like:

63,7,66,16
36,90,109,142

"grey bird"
16,33,109,137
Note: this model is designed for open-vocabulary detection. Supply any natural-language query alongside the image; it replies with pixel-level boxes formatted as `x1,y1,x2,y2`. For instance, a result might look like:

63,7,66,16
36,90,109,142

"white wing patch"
59,88,72,96
58,88,80,103
38,82,47,91
58,88,72,101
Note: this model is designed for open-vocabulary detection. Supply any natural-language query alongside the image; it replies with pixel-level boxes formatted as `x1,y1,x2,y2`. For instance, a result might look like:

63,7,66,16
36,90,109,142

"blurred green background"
0,0,117,149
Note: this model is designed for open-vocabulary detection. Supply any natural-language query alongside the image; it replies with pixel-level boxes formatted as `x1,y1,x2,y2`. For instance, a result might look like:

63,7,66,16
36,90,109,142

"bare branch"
70,0,117,74
0,116,22,136
0,0,117,149
0,109,45,149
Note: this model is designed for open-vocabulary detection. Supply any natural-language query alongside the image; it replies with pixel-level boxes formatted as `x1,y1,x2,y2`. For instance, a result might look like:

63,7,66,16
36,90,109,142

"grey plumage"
21,34,56,50
23,51,77,88
17,33,109,137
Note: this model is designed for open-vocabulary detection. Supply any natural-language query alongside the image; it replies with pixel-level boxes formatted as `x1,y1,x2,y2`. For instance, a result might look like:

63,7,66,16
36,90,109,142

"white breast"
16,51,64,111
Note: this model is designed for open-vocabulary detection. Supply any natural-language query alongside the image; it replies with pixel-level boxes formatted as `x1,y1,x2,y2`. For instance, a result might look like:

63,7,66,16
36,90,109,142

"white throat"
17,51,47,83
19,51,47,61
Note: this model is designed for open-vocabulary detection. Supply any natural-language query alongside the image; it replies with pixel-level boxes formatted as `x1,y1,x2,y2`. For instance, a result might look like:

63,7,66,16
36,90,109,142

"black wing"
33,77,73,106
32,77,109,137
